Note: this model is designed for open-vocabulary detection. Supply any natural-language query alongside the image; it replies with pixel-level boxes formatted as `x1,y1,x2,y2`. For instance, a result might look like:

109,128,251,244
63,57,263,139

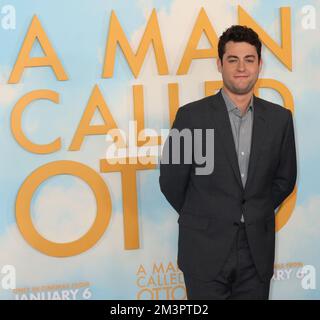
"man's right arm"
159,107,193,214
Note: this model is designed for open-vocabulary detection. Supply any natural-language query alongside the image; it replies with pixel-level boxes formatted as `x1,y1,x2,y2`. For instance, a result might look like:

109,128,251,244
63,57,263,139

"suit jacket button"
233,222,239,226
242,199,246,204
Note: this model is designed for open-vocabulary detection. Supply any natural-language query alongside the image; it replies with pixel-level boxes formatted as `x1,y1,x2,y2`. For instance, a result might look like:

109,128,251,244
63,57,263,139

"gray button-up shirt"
221,88,254,222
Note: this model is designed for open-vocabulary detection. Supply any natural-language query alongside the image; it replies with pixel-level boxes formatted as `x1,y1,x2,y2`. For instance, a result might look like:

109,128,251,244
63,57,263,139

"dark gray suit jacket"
159,90,297,282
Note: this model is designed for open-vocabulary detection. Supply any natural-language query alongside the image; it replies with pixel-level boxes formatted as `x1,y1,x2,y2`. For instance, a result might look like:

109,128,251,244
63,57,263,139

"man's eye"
246,60,254,63
228,60,237,63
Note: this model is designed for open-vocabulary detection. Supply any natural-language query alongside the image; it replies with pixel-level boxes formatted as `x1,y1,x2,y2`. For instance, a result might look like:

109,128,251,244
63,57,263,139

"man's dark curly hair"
218,25,261,62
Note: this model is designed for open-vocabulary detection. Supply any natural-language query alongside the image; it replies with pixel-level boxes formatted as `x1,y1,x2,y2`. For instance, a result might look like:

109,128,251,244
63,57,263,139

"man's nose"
237,60,245,71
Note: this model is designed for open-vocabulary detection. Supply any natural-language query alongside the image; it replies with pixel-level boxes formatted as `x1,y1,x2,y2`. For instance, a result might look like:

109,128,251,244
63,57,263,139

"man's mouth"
234,75,249,78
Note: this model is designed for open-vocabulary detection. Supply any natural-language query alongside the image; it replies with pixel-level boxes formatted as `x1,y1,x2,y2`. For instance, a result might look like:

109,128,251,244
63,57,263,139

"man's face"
217,41,262,95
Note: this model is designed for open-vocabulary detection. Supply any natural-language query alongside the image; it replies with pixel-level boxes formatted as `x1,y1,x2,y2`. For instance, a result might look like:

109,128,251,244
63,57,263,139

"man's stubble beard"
223,74,258,95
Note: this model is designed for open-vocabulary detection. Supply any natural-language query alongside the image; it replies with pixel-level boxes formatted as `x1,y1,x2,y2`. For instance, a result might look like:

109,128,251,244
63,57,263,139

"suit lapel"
208,91,267,192
209,91,243,189
244,95,267,193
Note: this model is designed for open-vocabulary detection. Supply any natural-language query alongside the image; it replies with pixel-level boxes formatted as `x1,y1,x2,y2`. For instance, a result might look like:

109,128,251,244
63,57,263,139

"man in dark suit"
159,25,297,299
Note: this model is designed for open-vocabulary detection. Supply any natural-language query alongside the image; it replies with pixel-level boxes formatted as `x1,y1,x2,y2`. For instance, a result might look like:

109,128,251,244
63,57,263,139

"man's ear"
217,58,222,73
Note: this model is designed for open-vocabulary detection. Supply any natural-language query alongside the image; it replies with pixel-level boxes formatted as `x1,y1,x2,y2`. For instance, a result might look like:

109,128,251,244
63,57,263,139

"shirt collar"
221,88,254,114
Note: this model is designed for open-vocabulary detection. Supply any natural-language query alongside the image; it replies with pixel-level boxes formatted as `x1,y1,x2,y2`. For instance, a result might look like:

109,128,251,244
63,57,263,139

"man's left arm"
271,110,297,210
